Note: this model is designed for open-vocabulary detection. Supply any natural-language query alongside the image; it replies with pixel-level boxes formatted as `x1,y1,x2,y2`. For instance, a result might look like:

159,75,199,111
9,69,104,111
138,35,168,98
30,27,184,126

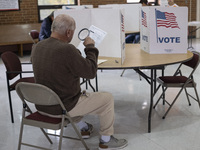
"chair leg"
40,128,53,144
120,69,126,77
193,86,200,108
162,88,185,119
153,87,168,109
8,90,14,123
70,120,89,150
184,88,191,106
18,120,24,150
6,76,14,123
58,116,65,150
139,74,142,81
134,69,142,81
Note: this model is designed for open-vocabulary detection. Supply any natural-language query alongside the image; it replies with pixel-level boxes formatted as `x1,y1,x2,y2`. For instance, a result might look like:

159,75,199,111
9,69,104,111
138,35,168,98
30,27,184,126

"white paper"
98,59,107,65
77,25,107,57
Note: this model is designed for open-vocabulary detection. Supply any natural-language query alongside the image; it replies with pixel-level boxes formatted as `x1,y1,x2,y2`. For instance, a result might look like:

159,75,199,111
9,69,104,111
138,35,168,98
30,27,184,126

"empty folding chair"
1,51,35,123
153,51,200,119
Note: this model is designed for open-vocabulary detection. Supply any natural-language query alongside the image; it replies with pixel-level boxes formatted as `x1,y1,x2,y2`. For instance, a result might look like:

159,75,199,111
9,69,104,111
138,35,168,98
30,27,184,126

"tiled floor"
0,39,200,150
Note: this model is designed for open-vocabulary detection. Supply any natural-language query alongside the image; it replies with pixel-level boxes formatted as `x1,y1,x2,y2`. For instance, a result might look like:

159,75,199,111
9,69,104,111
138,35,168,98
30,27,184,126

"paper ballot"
77,25,107,57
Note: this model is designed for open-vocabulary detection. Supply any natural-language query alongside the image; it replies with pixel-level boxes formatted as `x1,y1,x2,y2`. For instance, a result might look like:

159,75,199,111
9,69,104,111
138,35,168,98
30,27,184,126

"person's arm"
39,18,52,40
66,37,99,79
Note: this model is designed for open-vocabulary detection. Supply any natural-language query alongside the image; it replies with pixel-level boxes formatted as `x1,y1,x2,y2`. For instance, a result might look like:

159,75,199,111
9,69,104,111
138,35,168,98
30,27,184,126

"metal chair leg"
162,88,185,119
8,89,14,123
6,75,14,123
193,85,200,108
18,120,24,150
58,116,65,150
120,69,126,77
153,87,168,109
184,88,191,106
70,120,89,150
40,128,53,144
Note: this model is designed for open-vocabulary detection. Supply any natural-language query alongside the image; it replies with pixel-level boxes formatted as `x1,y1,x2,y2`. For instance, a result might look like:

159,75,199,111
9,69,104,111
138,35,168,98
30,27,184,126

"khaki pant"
68,92,115,136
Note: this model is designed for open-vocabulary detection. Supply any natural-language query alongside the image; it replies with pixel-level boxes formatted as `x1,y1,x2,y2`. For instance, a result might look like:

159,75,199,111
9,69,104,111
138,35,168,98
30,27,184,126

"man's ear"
65,29,71,37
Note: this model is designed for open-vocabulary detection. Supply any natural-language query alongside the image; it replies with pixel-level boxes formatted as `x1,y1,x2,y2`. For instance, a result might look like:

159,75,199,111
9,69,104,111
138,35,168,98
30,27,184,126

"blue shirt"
39,17,52,41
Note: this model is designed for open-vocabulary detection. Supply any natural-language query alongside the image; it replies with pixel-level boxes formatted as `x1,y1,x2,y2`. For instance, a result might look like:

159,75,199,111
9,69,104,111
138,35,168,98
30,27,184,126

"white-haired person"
168,0,178,7
31,14,128,149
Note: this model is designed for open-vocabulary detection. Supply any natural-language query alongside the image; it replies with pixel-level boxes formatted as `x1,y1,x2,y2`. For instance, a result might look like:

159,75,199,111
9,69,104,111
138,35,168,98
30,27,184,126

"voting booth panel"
98,4,142,32
140,7,188,54
90,9,125,62
62,5,93,9
55,9,91,46
55,9,125,64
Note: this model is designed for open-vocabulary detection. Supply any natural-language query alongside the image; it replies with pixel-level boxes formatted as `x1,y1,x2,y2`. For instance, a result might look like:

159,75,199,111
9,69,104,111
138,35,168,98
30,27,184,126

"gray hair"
51,14,76,36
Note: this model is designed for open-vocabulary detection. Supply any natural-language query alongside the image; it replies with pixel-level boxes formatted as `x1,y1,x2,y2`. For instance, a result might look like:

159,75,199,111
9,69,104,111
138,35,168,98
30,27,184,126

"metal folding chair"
16,82,89,150
153,51,200,119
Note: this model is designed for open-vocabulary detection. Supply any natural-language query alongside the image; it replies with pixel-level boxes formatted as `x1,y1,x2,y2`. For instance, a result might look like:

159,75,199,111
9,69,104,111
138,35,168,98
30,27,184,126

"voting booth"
62,5,93,9
55,9,125,64
99,4,141,32
140,6,188,54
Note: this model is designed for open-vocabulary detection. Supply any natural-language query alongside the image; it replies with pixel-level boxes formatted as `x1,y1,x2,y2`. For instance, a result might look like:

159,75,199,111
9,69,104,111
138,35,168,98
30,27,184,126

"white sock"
101,135,111,142
77,121,88,130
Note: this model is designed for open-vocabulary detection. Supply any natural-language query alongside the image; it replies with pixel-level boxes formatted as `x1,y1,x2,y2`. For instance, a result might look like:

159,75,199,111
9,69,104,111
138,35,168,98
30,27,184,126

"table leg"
188,26,200,50
18,44,23,57
153,69,157,94
189,27,194,49
95,74,98,92
162,68,165,105
88,80,96,92
148,69,154,133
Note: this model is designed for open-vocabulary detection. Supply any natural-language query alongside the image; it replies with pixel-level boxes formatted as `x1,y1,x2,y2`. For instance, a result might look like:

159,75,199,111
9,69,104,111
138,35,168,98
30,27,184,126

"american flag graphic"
156,10,180,29
142,10,147,27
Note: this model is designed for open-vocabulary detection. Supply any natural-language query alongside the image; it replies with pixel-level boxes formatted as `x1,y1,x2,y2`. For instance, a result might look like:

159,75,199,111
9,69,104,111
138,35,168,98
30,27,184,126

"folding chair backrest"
183,51,200,69
16,82,65,108
29,30,39,44
16,83,89,150
30,30,39,39
1,51,22,80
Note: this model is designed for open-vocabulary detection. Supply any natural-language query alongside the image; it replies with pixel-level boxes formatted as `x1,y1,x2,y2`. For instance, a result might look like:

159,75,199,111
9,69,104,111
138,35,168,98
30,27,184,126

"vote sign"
140,6,188,54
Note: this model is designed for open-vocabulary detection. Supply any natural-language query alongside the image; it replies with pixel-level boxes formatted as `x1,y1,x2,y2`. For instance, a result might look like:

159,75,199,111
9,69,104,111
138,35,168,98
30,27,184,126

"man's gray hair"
51,14,75,35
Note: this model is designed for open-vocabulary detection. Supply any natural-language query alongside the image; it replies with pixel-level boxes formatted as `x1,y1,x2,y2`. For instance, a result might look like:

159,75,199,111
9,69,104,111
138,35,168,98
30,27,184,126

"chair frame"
1,51,34,123
153,51,200,119
16,82,89,150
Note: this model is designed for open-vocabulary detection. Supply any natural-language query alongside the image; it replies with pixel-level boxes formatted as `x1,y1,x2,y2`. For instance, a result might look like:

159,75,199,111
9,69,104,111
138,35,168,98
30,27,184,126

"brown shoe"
81,122,93,139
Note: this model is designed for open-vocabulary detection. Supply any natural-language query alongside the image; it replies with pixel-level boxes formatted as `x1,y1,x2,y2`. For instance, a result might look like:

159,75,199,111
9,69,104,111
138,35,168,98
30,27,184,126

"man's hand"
83,37,95,46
